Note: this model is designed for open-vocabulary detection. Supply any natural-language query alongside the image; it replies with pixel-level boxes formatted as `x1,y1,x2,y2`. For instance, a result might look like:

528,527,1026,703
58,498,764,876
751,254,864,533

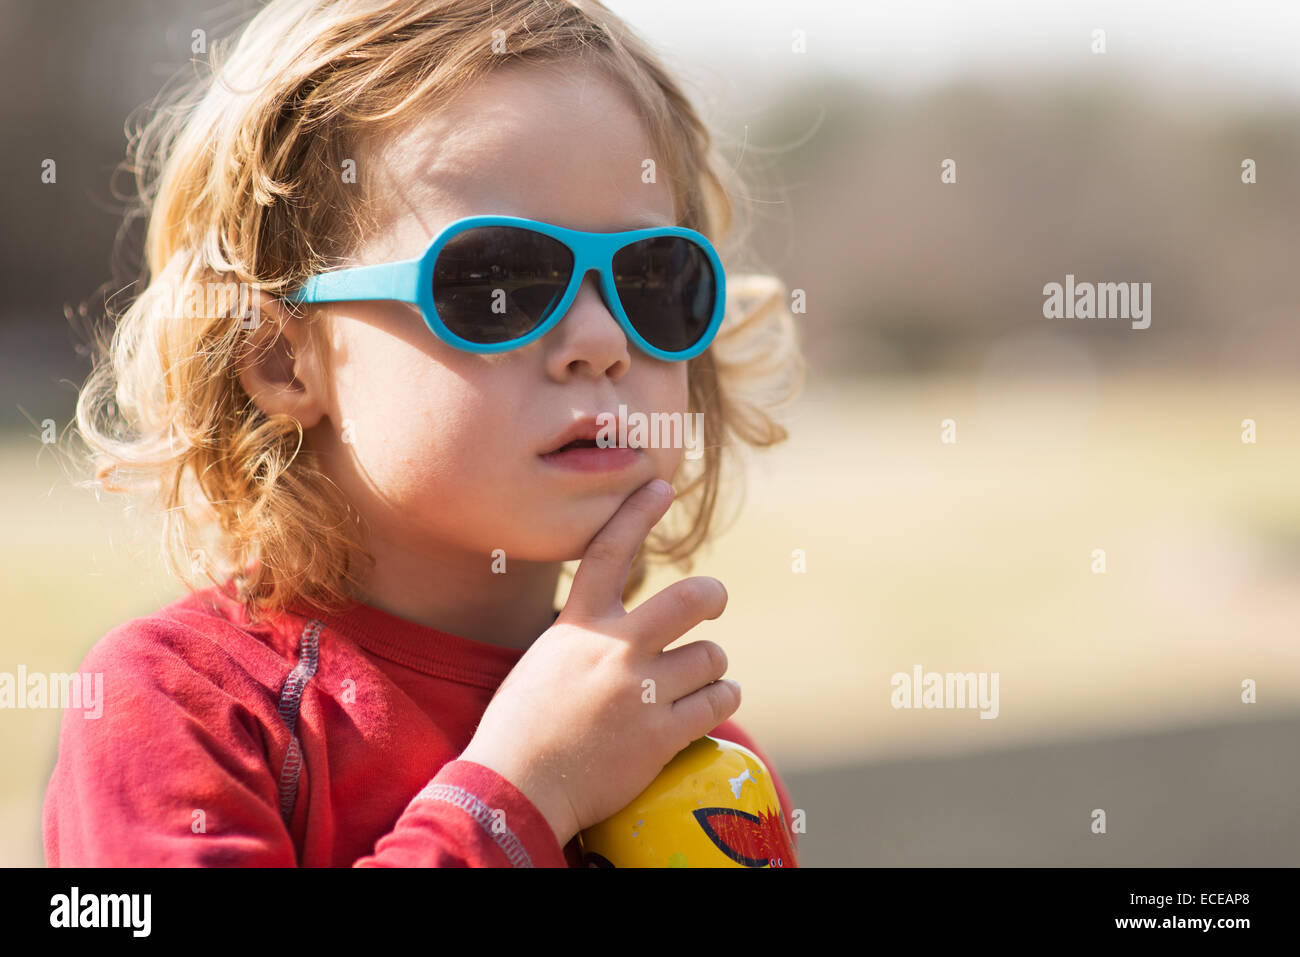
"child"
48,0,805,866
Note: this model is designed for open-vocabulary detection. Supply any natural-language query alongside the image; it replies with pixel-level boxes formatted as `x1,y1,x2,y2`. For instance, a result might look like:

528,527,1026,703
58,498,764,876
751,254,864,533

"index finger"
563,479,675,622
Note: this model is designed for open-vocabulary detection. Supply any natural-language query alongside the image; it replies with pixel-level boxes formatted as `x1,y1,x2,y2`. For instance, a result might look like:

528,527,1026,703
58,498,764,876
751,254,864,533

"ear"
235,293,329,429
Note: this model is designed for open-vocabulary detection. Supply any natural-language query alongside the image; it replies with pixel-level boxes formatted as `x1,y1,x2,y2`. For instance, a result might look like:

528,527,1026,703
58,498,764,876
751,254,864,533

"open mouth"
539,418,605,456
539,435,639,473
551,438,601,453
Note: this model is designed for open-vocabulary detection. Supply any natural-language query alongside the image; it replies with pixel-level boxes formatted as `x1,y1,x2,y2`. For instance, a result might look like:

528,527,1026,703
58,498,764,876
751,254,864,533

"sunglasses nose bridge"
568,263,619,317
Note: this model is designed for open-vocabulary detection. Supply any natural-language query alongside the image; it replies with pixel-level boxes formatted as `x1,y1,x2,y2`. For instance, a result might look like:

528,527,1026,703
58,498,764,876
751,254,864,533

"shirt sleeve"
42,619,300,867
352,760,567,868
42,619,567,868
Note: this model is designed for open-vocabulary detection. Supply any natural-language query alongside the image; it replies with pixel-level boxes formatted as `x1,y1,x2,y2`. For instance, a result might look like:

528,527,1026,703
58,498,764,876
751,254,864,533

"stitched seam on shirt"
413,781,534,868
276,619,322,823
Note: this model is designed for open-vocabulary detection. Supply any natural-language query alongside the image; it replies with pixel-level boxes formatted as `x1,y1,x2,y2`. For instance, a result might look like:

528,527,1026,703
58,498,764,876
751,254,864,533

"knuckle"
585,535,615,561
583,536,622,568
645,708,676,752
633,493,661,521
709,681,735,722
656,705,680,740
699,640,727,676
672,581,697,617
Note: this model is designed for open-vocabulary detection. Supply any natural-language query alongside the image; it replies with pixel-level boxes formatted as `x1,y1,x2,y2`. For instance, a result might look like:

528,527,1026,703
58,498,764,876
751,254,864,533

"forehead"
362,59,676,243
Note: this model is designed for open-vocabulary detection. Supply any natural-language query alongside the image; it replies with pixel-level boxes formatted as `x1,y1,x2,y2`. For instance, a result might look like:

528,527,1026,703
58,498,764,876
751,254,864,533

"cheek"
651,360,690,413
330,330,482,493
645,362,691,478
648,444,685,485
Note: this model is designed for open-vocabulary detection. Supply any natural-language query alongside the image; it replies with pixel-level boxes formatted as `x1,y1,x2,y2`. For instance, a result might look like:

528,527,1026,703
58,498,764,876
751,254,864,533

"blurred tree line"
3,0,1298,431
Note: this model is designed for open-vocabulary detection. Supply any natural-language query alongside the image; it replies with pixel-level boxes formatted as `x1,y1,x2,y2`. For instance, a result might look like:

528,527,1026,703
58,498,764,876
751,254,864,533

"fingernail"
649,479,674,499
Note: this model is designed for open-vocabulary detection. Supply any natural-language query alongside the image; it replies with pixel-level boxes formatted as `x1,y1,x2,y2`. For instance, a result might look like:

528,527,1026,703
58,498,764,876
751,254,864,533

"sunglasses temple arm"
286,258,422,305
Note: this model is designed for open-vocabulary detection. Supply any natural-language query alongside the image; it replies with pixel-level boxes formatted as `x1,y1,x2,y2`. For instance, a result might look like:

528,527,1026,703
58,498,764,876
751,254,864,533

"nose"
544,266,631,379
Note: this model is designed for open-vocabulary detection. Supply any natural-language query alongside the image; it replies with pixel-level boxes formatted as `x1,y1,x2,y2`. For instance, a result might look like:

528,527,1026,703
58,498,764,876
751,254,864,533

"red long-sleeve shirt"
42,578,797,867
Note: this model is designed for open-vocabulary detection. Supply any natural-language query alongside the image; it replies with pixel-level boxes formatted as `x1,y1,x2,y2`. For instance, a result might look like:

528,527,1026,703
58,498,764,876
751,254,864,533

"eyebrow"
628,214,675,229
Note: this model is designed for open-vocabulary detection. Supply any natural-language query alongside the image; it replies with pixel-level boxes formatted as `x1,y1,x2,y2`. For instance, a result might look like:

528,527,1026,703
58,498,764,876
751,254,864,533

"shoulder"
77,583,304,709
49,585,316,775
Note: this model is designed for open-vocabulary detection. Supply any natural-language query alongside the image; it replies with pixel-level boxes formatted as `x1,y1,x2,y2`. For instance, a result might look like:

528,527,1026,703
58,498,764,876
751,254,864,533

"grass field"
4,371,1299,865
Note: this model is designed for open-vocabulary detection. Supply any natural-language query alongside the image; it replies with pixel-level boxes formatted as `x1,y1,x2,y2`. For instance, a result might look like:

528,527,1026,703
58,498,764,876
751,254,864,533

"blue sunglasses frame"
285,214,727,361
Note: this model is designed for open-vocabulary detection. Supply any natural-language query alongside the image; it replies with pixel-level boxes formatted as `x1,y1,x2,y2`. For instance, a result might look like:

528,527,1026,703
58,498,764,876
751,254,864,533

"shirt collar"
279,592,556,691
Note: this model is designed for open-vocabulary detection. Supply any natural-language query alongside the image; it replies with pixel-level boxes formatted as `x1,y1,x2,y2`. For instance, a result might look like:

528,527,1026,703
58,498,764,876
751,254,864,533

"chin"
553,518,621,561
494,526,603,564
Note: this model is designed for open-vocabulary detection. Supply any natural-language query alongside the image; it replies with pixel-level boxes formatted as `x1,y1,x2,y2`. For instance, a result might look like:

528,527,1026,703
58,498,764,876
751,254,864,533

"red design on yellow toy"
577,735,798,868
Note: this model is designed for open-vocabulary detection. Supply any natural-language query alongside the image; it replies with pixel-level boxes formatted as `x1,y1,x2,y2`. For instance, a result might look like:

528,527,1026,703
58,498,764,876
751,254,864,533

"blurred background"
2,0,1298,866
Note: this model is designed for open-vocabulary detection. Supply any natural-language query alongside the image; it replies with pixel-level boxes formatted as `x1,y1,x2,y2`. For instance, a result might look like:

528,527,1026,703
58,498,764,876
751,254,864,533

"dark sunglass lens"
433,226,574,343
611,237,715,353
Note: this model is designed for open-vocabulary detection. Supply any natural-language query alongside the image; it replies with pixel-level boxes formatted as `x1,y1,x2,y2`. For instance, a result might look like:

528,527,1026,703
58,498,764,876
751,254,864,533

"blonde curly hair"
73,0,805,624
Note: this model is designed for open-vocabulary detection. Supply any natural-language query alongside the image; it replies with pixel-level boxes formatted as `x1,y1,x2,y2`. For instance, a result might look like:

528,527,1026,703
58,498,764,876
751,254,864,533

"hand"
458,478,737,848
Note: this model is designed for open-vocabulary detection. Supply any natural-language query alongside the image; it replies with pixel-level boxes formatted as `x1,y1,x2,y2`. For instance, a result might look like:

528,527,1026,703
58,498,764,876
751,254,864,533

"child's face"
300,61,688,567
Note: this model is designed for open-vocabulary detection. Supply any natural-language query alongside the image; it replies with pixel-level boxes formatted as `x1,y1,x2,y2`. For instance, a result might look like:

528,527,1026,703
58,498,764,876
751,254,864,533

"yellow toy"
577,735,798,868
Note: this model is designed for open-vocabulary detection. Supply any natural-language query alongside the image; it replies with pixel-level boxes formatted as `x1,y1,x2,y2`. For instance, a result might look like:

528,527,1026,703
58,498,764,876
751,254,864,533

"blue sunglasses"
286,214,726,361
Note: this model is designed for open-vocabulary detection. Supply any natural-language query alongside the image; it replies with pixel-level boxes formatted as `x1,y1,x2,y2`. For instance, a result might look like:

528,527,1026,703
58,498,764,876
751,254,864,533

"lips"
539,415,615,456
